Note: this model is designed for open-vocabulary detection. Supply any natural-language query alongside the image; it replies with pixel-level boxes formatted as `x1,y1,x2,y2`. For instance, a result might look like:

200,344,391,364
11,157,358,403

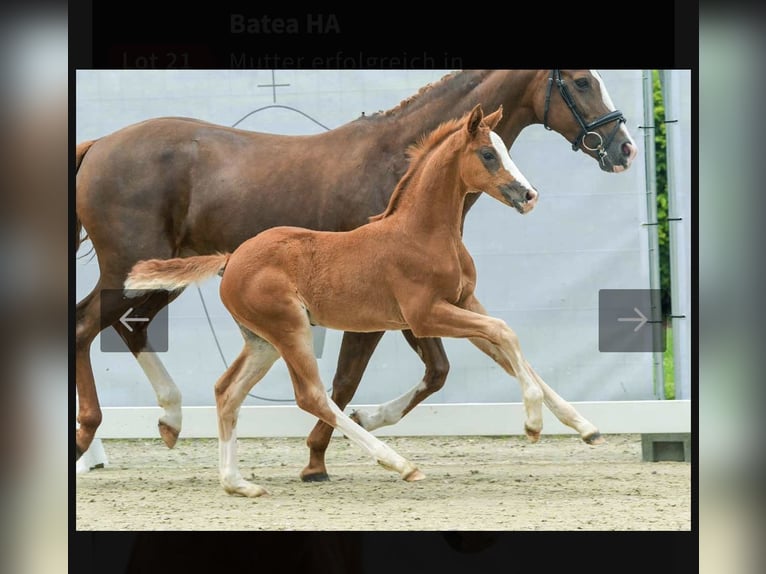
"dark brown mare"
75,71,637,481
125,105,605,496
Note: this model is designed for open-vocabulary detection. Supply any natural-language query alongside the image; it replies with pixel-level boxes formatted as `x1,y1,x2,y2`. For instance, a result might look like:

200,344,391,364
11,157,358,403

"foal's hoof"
300,472,330,483
524,425,541,443
404,469,426,482
225,484,269,498
583,431,606,445
158,422,180,449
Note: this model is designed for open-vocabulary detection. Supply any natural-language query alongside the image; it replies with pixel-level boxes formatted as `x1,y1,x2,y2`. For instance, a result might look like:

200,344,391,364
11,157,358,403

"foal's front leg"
462,296,603,444
405,298,545,441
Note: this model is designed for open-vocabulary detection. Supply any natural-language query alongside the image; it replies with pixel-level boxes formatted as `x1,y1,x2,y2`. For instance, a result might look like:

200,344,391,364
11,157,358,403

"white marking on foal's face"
489,131,534,191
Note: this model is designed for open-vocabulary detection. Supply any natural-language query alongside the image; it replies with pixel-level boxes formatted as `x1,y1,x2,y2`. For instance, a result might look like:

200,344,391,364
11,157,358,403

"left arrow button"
119,307,150,332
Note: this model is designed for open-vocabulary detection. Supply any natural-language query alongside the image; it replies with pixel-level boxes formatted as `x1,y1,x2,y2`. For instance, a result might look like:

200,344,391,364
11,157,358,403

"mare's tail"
75,139,97,253
124,254,230,295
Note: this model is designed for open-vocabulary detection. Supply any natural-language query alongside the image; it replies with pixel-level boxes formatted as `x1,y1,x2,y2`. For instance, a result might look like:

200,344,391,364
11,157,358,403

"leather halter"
543,69,626,163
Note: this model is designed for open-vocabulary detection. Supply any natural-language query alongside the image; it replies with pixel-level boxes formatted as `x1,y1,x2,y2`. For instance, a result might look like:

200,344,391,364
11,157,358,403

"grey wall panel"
76,70,658,408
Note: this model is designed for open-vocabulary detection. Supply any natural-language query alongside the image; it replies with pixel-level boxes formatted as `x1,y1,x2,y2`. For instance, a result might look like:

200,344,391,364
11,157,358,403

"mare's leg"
461,296,603,444
404,298,545,441
75,279,151,458
301,331,385,482
350,332,449,431
112,289,185,448
75,288,104,459
215,327,282,497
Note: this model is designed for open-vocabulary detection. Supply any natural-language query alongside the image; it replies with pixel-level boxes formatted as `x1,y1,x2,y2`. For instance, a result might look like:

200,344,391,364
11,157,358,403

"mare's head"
534,69,638,173
459,104,538,215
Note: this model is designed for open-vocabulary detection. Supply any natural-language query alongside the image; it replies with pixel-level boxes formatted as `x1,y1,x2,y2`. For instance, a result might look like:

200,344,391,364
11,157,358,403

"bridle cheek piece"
543,69,626,166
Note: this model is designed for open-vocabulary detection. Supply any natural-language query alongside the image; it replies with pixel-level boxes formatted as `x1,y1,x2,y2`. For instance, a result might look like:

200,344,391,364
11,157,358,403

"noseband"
543,69,626,164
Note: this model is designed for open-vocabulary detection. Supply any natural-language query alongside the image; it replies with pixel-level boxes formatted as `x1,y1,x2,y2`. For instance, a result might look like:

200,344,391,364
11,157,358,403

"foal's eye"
574,77,590,89
482,151,495,161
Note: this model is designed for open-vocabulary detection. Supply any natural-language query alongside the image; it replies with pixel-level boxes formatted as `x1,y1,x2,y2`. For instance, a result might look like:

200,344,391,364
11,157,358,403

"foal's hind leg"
112,290,184,448
215,327,281,497
270,323,423,483
301,331,385,482
350,332,449,431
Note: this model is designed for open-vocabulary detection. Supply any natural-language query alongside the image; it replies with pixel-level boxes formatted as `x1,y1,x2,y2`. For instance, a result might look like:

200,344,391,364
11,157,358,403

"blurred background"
0,3,67,574
7,0,764,573
699,3,766,574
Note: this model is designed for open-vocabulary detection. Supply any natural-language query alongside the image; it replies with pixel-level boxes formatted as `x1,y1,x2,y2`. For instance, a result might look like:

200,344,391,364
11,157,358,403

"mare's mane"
368,113,472,222
367,71,462,119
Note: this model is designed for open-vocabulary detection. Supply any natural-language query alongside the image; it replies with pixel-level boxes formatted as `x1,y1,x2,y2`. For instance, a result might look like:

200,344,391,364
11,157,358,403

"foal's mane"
368,114,469,222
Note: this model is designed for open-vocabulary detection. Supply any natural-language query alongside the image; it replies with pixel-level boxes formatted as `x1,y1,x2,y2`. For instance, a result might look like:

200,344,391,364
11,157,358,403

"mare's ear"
467,104,484,136
483,105,503,130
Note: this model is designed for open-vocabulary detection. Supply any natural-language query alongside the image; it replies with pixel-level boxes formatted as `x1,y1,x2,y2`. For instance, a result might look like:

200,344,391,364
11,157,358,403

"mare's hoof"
158,421,180,448
300,472,330,483
349,410,363,426
584,431,606,445
75,445,84,461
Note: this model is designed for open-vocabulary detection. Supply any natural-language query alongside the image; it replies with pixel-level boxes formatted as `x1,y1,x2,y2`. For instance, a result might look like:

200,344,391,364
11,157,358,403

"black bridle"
543,69,626,164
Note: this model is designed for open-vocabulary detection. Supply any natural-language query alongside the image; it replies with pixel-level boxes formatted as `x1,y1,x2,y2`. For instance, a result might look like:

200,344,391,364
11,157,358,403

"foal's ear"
484,105,503,130
467,104,484,136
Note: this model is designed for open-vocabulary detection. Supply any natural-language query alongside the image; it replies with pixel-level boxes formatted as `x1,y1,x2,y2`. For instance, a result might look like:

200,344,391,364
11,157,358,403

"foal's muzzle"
502,184,538,214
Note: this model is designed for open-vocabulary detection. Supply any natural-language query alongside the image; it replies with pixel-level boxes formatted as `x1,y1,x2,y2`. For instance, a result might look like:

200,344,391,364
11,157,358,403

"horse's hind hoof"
300,472,330,483
158,421,180,448
584,431,605,445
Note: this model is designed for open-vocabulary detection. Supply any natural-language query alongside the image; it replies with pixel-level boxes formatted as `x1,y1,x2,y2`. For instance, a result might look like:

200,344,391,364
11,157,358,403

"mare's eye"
482,151,495,161
575,78,589,89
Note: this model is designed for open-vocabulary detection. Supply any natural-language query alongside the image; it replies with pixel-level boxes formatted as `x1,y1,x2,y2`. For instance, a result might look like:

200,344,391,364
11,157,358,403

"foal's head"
459,104,538,215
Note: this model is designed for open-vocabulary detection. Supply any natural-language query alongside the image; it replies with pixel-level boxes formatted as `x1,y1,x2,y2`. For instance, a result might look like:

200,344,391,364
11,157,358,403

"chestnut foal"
125,104,602,497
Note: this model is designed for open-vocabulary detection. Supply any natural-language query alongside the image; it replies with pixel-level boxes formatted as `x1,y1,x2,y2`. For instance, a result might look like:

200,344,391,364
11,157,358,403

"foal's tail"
124,254,230,295
75,139,97,254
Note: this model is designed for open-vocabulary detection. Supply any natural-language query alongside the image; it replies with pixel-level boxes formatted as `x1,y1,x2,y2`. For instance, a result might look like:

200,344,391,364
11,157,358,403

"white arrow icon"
617,307,648,332
119,307,150,332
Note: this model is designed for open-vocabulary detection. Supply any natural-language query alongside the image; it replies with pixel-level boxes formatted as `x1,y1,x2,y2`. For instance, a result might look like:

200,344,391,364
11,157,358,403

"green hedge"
652,70,671,321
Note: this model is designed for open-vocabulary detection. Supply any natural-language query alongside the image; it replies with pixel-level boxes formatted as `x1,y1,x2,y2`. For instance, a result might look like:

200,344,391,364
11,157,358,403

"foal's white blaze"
489,131,534,192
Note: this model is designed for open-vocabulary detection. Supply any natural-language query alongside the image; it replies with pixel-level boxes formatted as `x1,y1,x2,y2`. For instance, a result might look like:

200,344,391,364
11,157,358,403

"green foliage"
663,325,674,399
652,70,671,319
653,70,675,398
